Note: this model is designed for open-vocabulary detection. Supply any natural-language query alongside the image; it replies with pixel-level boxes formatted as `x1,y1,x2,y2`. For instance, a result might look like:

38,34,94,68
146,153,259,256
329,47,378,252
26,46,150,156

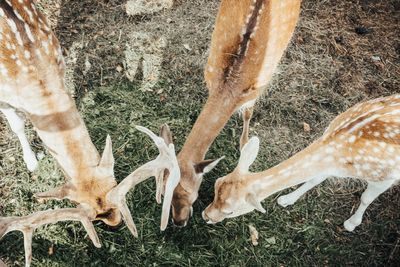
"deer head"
157,125,223,227
34,135,122,226
1,125,180,266
202,137,265,223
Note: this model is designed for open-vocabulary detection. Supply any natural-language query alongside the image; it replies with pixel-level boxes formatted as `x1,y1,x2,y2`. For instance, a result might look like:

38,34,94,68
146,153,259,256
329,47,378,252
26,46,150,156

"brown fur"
28,106,81,132
0,0,121,226
172,0,301,226
204,95,400,223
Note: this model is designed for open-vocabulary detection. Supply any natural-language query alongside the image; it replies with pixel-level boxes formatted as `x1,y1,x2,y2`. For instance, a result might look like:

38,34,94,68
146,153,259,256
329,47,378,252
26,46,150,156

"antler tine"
160,160,180,230
107,125,180,236
140,123,179,207
0,206,100,267
155,169,165,204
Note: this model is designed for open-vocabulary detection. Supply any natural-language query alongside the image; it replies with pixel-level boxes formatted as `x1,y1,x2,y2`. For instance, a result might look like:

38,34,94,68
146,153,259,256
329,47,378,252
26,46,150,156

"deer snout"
171,203,192,228
96,208,122,227
202,205,221,224
172,218,188,227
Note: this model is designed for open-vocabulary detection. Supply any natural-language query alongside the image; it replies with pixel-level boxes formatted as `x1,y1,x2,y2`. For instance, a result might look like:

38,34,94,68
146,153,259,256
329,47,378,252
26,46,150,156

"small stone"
116,65,123,72
371,56,380,62
334,36,344,44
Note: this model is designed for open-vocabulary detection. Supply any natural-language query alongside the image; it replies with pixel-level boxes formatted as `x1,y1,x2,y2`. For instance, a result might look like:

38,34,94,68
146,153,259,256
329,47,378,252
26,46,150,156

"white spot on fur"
348,135,356,143
24,23,35,42
24,50,31,59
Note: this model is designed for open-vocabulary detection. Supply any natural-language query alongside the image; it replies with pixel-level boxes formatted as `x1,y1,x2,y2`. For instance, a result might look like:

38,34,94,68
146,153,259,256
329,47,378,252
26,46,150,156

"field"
1,0,399,266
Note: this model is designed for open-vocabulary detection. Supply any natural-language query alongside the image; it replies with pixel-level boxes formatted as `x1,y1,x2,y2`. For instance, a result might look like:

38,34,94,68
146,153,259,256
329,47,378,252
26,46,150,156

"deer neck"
179,91,237,163
27,90,100,182
247,140,338,200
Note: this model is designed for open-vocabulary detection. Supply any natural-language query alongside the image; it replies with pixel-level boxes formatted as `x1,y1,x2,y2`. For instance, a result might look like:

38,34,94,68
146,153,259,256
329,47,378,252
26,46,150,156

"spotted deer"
0,1,179,266
203,95,400,231
161,0,301,226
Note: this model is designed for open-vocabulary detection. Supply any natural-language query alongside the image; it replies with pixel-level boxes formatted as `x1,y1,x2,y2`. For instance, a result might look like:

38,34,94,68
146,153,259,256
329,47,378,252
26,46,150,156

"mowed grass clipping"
1,0,400,266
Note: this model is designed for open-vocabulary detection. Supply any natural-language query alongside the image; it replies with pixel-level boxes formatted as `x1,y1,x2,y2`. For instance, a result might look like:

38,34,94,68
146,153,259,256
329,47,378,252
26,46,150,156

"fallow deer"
0,1,179,266
203,95,400,232
163,0,302,226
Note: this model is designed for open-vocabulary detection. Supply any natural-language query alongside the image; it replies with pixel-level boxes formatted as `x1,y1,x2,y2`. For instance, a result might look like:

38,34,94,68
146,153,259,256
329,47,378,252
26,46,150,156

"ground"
1,0,400,266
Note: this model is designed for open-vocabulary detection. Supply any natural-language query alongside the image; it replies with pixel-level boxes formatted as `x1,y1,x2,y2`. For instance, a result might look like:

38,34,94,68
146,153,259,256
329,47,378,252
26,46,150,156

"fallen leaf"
83,56,91,76
48,245,54,255
266,236,276,245
303,122,311,132
116,65,123,72
248,225,259,246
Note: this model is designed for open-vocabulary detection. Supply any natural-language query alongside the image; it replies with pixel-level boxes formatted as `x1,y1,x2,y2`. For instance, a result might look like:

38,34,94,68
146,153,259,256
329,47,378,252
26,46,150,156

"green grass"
1,81,399,267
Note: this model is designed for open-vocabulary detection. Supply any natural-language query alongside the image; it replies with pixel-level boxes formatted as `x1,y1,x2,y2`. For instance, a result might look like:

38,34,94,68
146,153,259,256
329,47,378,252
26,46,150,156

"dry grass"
1,0,400,266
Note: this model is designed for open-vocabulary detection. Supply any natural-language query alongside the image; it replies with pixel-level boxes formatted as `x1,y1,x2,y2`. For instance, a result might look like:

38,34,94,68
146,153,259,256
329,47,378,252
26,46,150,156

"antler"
0,205,100,267
106,126,180,236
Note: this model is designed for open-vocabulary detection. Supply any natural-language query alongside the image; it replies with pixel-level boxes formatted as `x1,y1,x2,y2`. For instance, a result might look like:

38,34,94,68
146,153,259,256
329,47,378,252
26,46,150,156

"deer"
159,0,302,226
0,1,180,266
203,94,400,232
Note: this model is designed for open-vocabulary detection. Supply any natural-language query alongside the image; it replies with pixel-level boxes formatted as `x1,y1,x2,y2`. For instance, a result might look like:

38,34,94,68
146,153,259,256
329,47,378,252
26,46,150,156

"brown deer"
203,95,400,232
0,1,179,266
162,0,302,226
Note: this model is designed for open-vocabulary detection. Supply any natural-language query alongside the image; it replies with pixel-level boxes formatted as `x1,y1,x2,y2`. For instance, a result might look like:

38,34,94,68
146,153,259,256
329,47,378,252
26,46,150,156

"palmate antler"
0,126,180,266
106,126,181,235
0,205,100,267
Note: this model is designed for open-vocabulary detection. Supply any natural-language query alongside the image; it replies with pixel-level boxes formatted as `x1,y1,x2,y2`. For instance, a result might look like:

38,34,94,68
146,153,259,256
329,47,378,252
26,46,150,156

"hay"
35,0,62,28
126,0,173,16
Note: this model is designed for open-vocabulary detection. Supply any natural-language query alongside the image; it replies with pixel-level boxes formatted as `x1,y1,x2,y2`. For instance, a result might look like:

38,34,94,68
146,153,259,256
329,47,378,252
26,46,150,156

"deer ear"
194,157,225,174
99,135,114,173
237,136,260,173
160,124,173,145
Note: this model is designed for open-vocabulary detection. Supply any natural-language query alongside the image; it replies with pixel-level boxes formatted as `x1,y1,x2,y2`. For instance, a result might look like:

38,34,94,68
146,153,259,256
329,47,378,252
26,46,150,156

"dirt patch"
126,0,173,16
124,32,167,91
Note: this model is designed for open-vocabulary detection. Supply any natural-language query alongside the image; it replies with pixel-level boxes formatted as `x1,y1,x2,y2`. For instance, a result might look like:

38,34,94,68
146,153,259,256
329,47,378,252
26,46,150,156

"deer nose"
172,218,188,227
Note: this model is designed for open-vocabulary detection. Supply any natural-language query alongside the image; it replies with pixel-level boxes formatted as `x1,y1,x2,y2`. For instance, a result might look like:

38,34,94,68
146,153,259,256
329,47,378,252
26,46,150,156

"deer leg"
0,108,38,172
277,176,327,207
240,106,254,150
343,179,394,232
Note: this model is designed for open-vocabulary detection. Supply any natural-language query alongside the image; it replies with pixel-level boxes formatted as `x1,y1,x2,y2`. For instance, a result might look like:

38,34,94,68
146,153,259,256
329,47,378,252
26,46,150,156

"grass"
1,0,400,266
